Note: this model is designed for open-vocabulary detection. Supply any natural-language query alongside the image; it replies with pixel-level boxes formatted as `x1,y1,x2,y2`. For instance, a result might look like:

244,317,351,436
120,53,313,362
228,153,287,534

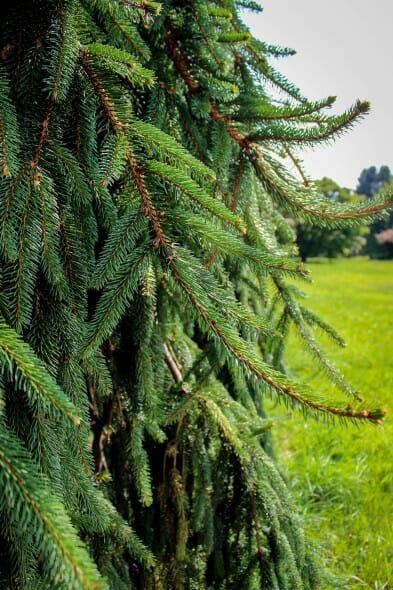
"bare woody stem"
163,343,183,384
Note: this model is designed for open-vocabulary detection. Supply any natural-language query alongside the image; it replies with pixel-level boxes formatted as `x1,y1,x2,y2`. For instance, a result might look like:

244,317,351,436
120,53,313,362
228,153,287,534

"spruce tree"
0,1,391,588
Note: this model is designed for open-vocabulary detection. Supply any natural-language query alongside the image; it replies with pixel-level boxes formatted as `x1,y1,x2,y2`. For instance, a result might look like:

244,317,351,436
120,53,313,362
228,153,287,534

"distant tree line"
296,166,393,261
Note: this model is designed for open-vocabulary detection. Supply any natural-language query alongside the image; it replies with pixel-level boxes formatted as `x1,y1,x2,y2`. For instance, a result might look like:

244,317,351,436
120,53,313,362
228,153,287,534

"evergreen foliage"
0,1,391,588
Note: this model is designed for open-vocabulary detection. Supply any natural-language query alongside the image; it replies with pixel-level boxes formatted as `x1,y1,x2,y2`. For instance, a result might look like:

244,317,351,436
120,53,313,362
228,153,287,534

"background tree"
374,226,393,258
0,1,391,589
296,178,368,261
356,165,393,257
356,165,391,197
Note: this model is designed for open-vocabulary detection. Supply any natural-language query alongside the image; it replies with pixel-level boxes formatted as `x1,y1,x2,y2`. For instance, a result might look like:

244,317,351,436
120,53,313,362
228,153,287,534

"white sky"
241,0,393,189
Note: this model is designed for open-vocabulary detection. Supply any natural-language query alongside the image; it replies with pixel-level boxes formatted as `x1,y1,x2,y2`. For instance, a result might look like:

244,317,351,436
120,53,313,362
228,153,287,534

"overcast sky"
241,1,392,189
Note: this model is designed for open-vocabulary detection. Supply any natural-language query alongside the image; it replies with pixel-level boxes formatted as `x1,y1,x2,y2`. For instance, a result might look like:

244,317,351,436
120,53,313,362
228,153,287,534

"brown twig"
230,155,245,212
32,102,54,169
164,26,200,93
284,147,310,187
81,52,126,133
126,152,167,247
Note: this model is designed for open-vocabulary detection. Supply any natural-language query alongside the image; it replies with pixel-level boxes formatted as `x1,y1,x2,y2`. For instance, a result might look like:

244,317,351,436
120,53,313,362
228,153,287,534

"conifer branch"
82,246,151,355
165,27,392,226
171,261,385,423
254,154,393,223
0,424,104,590
0,320,80,425
0,66,20,177
147,160,246,232
247,100,370,145
272,274,361,401
232,96,336,122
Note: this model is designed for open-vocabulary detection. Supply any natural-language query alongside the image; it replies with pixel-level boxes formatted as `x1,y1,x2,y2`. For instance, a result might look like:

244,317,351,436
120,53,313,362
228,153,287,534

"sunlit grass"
269,258,393,589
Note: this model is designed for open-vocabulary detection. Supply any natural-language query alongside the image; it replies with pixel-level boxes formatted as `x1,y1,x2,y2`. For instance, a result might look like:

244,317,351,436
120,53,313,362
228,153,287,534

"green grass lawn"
269,258,393,589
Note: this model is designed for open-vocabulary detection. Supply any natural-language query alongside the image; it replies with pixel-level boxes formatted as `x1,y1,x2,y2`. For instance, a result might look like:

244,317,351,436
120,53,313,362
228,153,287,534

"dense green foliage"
0,1,392,588
296,178,368,261
271,258,393,589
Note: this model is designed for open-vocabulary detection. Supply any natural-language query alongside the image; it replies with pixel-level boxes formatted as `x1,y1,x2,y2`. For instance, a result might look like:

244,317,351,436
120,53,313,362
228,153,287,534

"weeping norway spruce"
0,0,390,588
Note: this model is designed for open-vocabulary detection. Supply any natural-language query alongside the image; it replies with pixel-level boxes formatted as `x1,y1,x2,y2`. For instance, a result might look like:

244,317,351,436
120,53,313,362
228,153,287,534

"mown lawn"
269,258,393,589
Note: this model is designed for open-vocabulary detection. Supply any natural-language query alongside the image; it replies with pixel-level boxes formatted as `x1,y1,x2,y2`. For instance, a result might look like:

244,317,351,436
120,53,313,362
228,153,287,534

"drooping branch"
165,26,393,223
172,263,385,424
